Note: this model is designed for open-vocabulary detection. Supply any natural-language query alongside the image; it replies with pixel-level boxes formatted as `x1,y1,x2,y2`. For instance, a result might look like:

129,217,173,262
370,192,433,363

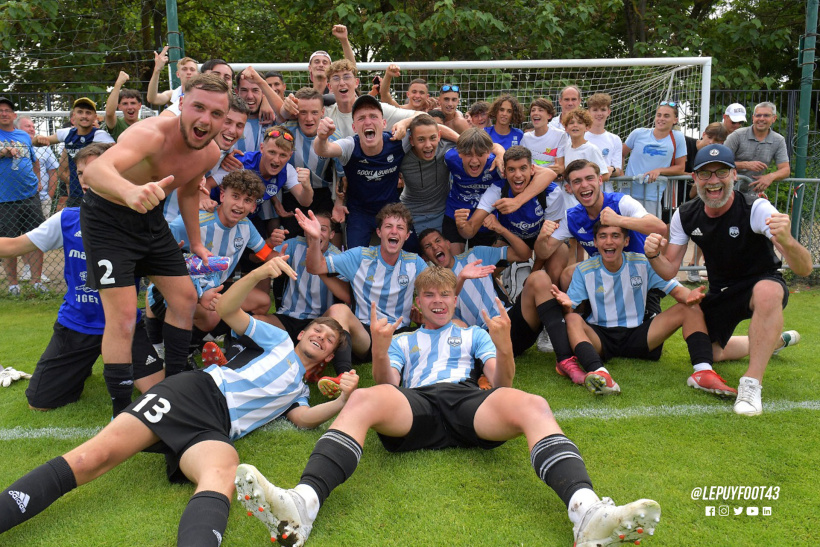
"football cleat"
202,342,228,367
303,362,328,384
317,375,343,399
687,370,736,398
556,356,587,385
574,497,660,547
477,374,492,390
584,370,621,395
235,464,313,546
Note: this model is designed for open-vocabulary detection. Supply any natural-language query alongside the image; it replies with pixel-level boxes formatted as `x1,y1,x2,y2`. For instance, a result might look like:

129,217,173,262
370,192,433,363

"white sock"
293,484,321,521
693,363,712,372
594,366,609,374
568,488,601,525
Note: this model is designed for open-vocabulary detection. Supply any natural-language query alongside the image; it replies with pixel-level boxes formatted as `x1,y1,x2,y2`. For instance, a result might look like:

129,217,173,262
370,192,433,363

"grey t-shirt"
399,140,455,218
725,126,789,182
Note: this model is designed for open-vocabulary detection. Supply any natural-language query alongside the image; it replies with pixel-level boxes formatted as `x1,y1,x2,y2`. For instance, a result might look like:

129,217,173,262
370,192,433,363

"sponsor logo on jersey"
596,285,605,293
729,226,739,238
145,355,156,365
234,236,244,250
409,345,420,354
447,336,462,347
397,274,410,286
357,165,399,181
691,227,704,236
9,491,29,513
74,230,82,237
577,227,586,234
68,249,86,260
630,276,643,288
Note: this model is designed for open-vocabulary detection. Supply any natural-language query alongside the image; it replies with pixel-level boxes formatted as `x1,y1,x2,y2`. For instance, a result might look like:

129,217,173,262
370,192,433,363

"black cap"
0,97,15,110
693,144,736,171
351,94,383,117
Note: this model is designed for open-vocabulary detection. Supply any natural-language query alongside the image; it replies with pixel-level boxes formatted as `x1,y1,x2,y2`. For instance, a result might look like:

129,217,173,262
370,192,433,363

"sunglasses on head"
265,128,294,141
441,85,460,93
659,100,678,107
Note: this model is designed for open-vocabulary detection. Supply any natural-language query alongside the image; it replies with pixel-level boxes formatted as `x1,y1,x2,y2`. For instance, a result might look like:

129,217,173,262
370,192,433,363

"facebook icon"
705,506,716,516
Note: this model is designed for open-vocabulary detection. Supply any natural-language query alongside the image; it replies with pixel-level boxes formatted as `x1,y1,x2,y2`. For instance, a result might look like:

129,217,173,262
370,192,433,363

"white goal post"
231,57,712,137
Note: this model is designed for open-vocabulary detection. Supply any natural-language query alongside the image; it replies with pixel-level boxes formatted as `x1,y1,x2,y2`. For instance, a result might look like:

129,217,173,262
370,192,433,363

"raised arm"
240,66,284,119
481,298,514,388
105,71,130,130
312,117,343,158
294,209,330,275
534,220,563,261
379,64,402,108
767,212,813,276
454,207,487,240
370,302,403,386
332,24,357,68
147,46,173,107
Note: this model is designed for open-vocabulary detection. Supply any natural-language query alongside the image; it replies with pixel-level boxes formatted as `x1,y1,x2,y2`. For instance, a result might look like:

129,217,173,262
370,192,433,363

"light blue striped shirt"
389,323,496,388
205,317,309,440
276,236,342,320
567,252,679,328
327,246,427,328
450,246,507,328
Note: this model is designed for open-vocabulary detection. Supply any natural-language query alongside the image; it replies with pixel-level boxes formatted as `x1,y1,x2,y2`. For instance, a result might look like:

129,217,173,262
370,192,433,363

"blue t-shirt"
240,152,298,212
564,192,648,256
623,128,687,201
0,129,39,201
444,147,504,220
485,126,524,149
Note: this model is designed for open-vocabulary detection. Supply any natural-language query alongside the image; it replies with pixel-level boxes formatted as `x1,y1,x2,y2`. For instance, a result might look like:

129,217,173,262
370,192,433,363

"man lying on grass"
0,257,358,546
234,266,661,547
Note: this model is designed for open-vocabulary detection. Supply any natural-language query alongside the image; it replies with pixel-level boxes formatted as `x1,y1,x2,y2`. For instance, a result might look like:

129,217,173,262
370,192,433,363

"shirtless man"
81,73,230,416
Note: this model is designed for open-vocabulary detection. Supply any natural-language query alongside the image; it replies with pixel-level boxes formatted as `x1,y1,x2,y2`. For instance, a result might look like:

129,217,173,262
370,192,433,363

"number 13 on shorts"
131,393,171,423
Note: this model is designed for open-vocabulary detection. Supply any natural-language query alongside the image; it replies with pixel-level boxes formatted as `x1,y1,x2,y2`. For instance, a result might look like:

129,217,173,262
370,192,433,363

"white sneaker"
536,328,554,353
8,285,20,296
772,330,800,356
574,497,661,546
686,270,701,283
20,265,31,281
235,463,313,546
733,376,763,416
33,282,49,294
40,274,51,283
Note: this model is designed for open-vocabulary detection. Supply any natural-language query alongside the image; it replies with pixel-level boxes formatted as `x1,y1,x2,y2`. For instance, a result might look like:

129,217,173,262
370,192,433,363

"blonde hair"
415,266,457,294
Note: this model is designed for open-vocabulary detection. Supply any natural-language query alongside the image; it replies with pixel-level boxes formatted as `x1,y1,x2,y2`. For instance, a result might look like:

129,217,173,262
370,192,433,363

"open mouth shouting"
578,188,595,204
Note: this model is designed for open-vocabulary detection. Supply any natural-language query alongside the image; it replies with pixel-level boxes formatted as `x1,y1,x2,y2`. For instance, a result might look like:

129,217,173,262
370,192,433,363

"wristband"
255,244,274,261
647,252,661,259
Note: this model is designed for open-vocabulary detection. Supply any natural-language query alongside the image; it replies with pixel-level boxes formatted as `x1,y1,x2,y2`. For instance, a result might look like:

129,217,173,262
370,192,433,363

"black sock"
0,456,77,533
332,332,353,375
163,323,192,376
531,434,593,507
103,363,134,416
574,341,604,373
210,320,231,338
685,331,713,367
298,429,362,506
191,326,208,348
177,490,230,547
537,300,573,361
145,316,164,345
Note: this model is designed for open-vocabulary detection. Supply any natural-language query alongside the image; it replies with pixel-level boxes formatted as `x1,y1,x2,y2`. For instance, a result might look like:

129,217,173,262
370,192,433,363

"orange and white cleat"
202,341,227,367
317,374,343,399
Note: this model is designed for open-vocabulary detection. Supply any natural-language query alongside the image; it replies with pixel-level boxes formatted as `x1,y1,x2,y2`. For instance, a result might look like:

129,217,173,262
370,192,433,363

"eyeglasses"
695,168,732,181
440,85,460,93
265,128,294,141
659,100,678,107
0,109,14,114
330,74,356,83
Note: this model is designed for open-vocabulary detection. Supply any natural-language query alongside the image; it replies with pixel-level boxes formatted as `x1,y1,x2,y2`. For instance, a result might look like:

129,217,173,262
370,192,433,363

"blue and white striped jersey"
389,323,496,388
327,246,427,328
567,252,679,328
450,246,507,328
204,317,309,440
282,120,342,189
162,190,180,223
276,236,342,320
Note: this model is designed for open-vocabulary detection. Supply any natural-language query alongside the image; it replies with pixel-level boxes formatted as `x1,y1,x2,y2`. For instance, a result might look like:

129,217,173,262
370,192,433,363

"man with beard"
644,144,811,416
79,73,230,417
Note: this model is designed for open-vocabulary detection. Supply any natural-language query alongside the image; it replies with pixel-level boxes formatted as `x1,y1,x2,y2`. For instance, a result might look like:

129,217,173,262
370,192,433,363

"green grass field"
1,290,819,546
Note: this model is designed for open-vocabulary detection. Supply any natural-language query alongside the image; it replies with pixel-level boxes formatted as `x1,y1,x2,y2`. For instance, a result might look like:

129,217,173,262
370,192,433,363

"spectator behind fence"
724,101,790,196
549,84,582,132
722,103,746,135
104,71,143,141
379,64,434,112
585,93,623,185
1,97,46,295
33,97,115,207
15,115,58,220
146,47,198,110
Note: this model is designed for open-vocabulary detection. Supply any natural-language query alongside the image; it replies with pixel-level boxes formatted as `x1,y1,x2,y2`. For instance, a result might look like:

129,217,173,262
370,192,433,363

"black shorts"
588,316,662,362
701,273,788,348
442,214,497,247
507,299,540,356
125,370,232,482
0,196,45,238
272,313,313,344
80,190,188,290
25,319,163,409
377,382,505,452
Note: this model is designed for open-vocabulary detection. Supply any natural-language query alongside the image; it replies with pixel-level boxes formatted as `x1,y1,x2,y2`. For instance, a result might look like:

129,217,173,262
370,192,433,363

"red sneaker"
317,375,343,399
303,362,327,384
477,375,492,390
584,370,621,395
555,356,586,384
687,370,737,398
202,342,227,367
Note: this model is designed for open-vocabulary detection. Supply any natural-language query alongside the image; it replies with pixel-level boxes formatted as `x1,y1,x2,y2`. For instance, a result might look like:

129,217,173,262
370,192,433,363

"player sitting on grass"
0,143,165,409
0,257,358,546
233,266,661,547
550,222,727,397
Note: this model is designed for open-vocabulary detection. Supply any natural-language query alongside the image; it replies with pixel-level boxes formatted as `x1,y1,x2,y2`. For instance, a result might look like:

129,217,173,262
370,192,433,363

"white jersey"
389,323,496,388
276,237,342,320
204,317,309,440
326,246,427,328
585,130,622,192
567,252,679,328
450,246,507,328
521,129,567,168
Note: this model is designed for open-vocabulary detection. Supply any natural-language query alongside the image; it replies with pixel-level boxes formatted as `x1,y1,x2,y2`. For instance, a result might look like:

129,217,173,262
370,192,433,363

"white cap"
724,103,746,123
309,50,332,64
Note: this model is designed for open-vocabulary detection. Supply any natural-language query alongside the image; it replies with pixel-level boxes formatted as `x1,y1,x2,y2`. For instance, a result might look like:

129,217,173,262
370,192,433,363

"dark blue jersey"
566,192,648,256
342,132,406,216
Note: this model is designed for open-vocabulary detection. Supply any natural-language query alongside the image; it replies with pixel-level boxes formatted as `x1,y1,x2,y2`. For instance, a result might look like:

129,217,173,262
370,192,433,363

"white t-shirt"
585,130,622,193
521,129,568,168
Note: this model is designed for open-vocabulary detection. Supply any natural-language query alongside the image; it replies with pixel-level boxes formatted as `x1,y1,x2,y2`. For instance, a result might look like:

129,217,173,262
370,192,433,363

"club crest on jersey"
729,226,739,238
234,237,244,250
386,154,394,163
630,276,643,288
447,336,462,347
398,274,410,286
266,185,278,196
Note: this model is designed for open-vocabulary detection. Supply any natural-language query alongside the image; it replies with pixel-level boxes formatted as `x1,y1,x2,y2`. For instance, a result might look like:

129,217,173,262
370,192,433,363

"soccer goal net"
238,57,712,138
